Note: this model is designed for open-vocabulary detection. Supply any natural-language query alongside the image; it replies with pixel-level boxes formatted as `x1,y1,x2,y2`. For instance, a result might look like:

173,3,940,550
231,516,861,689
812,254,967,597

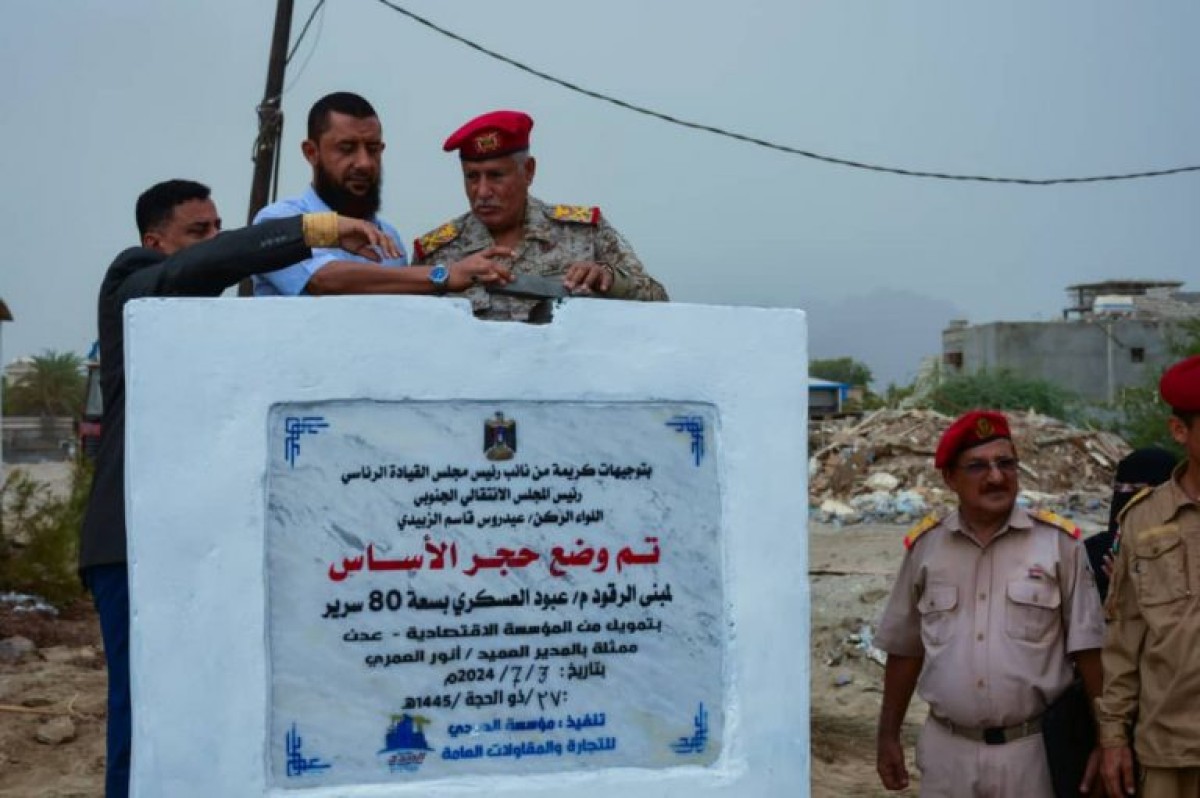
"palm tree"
5,350,86,417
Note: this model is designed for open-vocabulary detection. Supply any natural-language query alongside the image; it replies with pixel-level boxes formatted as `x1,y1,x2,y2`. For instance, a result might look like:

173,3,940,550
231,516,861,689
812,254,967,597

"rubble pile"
809,409,1130,526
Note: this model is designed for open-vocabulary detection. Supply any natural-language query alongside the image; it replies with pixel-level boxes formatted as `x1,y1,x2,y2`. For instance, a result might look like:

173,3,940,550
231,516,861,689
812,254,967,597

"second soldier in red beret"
1097,354,1200,797
412,109,669,322
875,409,1106,796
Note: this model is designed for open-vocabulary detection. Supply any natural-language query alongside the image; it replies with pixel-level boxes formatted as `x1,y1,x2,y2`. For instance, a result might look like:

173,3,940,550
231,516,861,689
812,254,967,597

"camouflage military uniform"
412,196,668,321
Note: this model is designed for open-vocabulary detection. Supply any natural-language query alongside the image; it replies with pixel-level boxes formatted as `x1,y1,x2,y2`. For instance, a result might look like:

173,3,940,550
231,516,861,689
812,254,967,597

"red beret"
1160,355,1200,413
443,110,533,161
935,410,1012,469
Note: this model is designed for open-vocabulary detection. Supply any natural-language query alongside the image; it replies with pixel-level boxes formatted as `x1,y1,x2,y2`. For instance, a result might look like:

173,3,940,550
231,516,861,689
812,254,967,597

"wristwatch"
429,263,449,293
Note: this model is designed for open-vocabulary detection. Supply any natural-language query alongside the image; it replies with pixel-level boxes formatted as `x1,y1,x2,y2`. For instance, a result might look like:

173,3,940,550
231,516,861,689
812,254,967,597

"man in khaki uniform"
1098,355,1200,798
412,110,668,322
875,410,1106,796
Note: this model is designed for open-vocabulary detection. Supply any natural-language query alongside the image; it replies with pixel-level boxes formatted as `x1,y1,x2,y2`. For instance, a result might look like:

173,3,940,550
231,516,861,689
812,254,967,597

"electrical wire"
282,0,327,96
371,0,1200,186
288,0,327,64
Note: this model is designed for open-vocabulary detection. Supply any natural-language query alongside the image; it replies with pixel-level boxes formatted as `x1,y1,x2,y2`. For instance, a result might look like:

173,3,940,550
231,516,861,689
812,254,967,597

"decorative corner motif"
285,722,331,777
665,415,705,467
484,411,516,461
284,416,329,468
669,702,709,755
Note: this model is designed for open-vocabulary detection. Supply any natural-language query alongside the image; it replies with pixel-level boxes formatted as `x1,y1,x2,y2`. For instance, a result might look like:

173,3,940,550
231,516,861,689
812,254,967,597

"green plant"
810,356,873,388
1109,318,1200,452
3,350,86,417
929,368,1078,421
0,461,92,606
881,381,916,409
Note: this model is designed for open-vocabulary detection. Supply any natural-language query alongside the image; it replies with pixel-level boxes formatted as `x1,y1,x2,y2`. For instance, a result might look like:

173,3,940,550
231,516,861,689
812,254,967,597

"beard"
312,162,382,220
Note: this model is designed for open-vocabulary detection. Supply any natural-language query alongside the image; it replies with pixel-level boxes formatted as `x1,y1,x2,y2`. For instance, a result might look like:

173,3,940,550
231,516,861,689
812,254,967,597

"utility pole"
239,0,295,296
0,299,11,471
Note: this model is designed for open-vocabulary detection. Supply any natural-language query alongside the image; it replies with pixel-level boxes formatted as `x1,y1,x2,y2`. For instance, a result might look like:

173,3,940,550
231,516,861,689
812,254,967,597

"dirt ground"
809,522,926,798
0,598,107,798
0,520,918,797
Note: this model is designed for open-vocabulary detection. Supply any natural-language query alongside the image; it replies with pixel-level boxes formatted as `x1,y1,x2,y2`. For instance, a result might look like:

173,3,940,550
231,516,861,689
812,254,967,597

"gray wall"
944,319,1174,402
2,416,76,462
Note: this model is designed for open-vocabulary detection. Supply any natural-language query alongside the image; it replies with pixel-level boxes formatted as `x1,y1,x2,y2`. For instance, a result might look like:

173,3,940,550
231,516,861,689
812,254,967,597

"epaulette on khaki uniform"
1103,487,1156,618
1111,486,1153,554
1116,487,1153,526
547,204,600,225
903,514,941,550
413,222,461,261
1031,508,1082,540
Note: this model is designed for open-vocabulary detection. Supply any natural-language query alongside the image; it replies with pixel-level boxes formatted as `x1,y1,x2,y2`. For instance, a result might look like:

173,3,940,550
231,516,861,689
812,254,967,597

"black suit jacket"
79,216,312,570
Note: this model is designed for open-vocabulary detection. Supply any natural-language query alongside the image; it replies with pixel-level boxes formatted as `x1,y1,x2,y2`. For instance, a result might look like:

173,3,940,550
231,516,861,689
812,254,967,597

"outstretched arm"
116,214,399,300
306,246,515,295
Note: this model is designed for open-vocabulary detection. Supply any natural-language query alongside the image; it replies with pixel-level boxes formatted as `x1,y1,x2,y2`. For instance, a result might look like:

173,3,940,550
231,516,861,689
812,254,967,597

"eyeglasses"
957,457,1020,477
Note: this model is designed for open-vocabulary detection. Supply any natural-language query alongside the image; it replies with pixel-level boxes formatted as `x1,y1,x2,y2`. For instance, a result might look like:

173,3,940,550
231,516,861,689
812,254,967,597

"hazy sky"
1,1,1196,386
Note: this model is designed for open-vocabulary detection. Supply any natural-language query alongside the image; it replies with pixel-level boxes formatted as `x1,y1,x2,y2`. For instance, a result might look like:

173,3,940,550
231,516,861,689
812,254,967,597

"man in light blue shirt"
254,91,513,296
253,185,408,295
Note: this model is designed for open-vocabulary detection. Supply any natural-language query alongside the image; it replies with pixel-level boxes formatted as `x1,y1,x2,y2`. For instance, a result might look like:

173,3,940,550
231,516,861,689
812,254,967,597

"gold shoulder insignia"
903,514,941,550
1116,486,1153,525
1032,508,1081,540
413,222,460,261
548,204,600,225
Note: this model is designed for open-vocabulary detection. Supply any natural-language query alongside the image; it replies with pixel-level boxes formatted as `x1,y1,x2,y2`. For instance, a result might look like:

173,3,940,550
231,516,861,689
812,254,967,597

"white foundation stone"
125,296,809,797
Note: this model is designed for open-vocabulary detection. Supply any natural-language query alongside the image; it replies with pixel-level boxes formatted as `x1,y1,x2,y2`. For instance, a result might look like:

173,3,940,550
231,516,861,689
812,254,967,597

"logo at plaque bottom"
378,713,433,773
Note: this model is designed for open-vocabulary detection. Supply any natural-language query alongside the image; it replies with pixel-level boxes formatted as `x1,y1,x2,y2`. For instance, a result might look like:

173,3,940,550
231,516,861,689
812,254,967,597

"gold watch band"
302,212,339,248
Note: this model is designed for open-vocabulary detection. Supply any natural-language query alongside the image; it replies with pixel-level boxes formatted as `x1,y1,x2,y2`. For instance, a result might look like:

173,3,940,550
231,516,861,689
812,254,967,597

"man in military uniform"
875,410,1106,796
412,110,668,322
1098,355,1200,798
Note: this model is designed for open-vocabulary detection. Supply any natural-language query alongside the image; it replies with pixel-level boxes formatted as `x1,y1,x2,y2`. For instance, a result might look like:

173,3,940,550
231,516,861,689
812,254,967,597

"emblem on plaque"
378,713,431,773
484,412,517,461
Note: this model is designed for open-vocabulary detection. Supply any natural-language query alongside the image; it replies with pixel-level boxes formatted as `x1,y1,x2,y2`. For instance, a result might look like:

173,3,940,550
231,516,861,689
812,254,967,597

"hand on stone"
335,217,401,262
562,261,613,295
448,247,515,292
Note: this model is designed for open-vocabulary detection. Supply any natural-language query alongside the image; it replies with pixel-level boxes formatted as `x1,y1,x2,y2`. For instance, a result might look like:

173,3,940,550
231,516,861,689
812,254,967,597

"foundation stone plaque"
267,401,723,786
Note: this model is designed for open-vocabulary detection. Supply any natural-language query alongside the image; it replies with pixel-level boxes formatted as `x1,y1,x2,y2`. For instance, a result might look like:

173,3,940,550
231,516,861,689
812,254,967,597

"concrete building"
942,280,1200,403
